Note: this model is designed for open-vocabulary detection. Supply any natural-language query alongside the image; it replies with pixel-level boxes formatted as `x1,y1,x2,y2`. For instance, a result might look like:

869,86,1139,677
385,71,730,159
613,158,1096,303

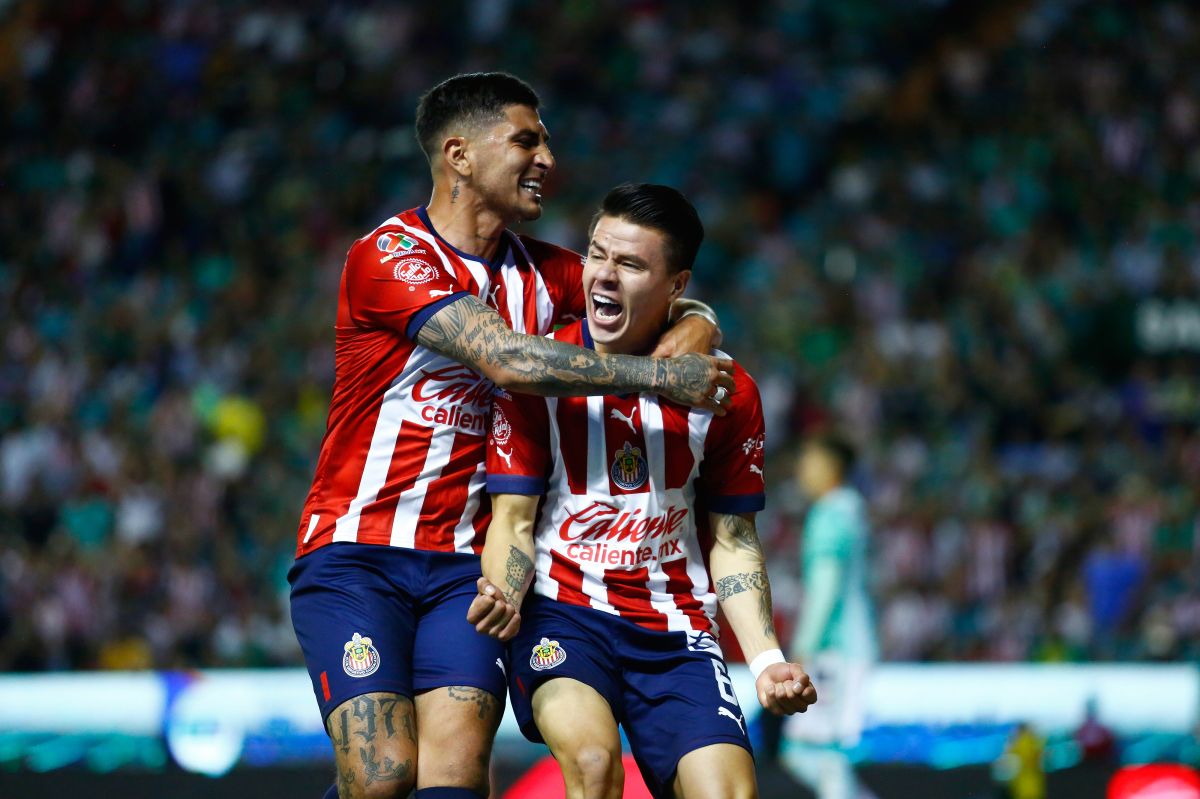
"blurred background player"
784,434,877,799
469,183,816,799
288,74,732,799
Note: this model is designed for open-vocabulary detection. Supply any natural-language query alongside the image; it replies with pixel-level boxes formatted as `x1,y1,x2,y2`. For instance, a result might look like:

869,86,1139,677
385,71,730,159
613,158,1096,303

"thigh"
289,544,418,721
621,632,753,797
411,553,507,700
506,596,622,744
673,743,757,799
414,684,503,793
326,691,417,799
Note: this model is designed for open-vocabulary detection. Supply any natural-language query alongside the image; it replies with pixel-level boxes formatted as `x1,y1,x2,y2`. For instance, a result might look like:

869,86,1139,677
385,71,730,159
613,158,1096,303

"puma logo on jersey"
610,406,637,433
429,288,455,297
717,706,746,736
486,283,502,308
749,464,763,479
497,447,514,468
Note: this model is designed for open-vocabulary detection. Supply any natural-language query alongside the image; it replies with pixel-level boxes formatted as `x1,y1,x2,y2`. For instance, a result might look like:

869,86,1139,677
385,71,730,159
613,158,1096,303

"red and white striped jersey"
295,207,585,558
486,320,767,635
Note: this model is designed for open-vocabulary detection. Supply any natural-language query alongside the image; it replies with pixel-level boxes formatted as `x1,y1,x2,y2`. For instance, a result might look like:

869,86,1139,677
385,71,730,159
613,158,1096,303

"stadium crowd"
1,0,1197,672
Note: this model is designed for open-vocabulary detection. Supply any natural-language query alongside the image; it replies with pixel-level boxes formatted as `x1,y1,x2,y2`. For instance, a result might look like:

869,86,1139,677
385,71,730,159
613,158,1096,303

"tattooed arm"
415,295,734,412
709,511,817,715
709,511,779,656
467,492,539,641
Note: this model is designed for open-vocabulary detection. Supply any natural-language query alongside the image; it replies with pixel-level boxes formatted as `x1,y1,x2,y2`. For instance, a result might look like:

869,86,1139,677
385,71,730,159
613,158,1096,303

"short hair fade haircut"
414,72,541,160
589,183,704,273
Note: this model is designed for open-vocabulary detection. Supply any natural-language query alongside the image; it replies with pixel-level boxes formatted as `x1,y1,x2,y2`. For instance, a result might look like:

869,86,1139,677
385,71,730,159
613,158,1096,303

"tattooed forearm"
715,570,776,637
504,545,533,605
359,745,412,786
447,685,500,721
415,296,720,405
716,570,768,601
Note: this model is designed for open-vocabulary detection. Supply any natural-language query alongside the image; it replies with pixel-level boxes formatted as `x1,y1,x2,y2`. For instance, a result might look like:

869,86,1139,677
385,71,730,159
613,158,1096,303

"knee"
336,753,416,799
571,744,622,791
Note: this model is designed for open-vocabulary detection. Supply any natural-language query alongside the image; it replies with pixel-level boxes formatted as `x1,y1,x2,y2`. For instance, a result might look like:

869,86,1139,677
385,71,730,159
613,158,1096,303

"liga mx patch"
610,441,648,490
342,632,381,678
529,638,566,671
376,231,418,254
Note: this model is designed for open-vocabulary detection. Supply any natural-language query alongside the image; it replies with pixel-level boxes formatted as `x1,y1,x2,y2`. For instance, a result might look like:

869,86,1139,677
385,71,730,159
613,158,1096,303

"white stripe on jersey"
500,261,527,333
334,372,408,543
506,233,556,334
641,395,667,497
452,461,486,552
585,395,609,496
388,423,458,548
302,513,320,544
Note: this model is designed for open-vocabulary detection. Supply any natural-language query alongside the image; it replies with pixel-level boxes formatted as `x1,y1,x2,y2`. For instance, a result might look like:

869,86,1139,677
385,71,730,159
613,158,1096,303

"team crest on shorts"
610,441,648,490
342,632,381,678
529,638,566,671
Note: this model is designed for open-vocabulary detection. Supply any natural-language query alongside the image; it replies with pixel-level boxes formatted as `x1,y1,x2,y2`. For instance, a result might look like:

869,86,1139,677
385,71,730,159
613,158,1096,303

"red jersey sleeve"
697,363,766,514
343,228,471,339
486,388,552,496
519,235,585,325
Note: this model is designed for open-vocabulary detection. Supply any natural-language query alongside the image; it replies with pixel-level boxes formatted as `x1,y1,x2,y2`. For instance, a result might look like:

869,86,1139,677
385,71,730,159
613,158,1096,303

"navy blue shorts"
508,595,752,797
288,543,507,723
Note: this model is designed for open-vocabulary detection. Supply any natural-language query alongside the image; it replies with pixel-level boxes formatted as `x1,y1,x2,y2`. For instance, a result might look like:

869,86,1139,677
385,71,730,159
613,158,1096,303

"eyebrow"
590,240,648,268
513,127,551,143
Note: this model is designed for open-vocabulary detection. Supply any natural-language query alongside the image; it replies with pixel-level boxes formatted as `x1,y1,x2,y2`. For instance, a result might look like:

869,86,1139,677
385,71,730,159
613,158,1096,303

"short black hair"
589,183,704,272
415,72,541,160
808,433,857,479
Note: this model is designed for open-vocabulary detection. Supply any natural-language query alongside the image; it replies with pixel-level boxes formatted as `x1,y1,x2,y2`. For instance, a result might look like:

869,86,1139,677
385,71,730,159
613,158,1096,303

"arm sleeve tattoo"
415,295,716,403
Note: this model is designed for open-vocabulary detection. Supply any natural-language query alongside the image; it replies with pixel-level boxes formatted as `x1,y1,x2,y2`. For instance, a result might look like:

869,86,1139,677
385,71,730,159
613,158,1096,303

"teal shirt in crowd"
795,486,877,663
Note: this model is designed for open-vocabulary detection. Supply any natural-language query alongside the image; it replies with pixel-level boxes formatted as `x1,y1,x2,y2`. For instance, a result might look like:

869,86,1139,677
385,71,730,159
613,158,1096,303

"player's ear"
669,269,691,301
442,135,472,177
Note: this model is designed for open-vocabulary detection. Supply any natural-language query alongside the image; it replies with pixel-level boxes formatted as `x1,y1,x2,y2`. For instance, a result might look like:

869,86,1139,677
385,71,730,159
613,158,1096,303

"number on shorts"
711,659,737,704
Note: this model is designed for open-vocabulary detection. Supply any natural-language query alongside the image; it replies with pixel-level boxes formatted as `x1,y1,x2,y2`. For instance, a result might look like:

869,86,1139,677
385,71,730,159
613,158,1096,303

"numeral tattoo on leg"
351,696,377,743
377,695,416,743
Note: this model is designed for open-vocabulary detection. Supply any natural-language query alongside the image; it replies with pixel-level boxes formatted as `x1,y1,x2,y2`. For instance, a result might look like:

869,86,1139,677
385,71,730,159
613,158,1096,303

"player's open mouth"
592,293,623,322
519,178,542,200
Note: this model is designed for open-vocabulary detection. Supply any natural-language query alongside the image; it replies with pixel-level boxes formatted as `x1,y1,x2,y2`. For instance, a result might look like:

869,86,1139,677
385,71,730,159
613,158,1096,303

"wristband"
677,307,719,329
749,648,785,680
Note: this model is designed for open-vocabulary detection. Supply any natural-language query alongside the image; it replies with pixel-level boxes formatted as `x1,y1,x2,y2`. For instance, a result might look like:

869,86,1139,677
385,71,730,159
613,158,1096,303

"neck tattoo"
451,178,460,204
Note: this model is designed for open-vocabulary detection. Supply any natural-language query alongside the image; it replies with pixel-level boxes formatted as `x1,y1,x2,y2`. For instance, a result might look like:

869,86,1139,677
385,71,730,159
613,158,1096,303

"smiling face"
584,215,690,354
464,104,555,223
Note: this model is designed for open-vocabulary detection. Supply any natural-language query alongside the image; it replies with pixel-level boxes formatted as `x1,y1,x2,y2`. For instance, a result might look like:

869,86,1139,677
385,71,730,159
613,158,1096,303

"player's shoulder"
516,234,584,271
345,210,442,272
711,348,761,404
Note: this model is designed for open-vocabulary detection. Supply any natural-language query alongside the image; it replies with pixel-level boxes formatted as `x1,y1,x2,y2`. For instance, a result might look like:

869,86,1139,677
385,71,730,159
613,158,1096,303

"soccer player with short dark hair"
289,75,732,799
470,184,816,799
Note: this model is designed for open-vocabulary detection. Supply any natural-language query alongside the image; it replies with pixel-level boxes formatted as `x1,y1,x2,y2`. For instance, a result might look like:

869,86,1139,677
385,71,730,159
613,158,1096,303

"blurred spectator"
0,0,1198,670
